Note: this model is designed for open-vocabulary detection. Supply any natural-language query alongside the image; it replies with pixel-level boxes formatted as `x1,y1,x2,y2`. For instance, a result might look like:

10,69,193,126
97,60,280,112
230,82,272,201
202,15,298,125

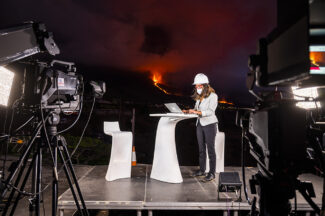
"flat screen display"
310,45,325,75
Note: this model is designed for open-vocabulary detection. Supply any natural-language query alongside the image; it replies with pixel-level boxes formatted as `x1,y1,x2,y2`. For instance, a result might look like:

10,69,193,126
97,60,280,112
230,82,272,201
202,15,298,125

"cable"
0,156,58,199
57,99,83,134
71,97,96,157
13,116,35,134
3,102,17,177
40,109,60,193
0,115,60,201
237,110,252,205
2,85,96,203
2,136,9,180
1,108,9,180
39,78,57,169
42,177,46,216
3,84,95,201
57,82,84,134
2,108,9,134
0,135,9,139
0,177,35,197
0,113,50,200
2,99,19,179
241,130,252,205
39,73,83,174
7,104,16,136
21,96,96,197
61,83,83,116
1,80,86,204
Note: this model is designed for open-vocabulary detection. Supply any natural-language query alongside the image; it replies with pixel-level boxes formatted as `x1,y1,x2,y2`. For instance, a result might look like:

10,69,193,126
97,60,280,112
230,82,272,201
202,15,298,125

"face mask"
197,88,203,95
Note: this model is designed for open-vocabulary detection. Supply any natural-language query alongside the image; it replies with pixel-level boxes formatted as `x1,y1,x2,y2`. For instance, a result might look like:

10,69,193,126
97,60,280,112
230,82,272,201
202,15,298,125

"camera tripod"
0,111,89,216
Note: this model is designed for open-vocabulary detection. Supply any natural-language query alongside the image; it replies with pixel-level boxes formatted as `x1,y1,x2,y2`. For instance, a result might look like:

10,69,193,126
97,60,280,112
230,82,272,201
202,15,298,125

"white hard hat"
193,73,209,85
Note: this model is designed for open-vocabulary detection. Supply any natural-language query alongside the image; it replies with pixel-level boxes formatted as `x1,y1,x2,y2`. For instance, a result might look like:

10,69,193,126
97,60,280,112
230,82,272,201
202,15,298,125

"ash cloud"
141,25,171,56
0,0,276,103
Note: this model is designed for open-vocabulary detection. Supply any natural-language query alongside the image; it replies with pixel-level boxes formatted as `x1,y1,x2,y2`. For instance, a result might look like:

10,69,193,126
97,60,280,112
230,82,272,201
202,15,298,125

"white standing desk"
150,113,198,183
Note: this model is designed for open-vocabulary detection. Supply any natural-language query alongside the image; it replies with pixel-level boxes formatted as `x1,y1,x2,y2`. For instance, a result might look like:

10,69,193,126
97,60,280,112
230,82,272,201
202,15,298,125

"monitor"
310,45,325,75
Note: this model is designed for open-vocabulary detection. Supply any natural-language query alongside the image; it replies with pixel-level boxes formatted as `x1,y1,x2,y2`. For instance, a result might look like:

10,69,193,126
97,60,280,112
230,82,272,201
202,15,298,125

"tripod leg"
52,143,58,216
60,138,89,216
30,152,38,215
1,143,34,216
57,147,84,216
35,143,42,216
9,152,38,216
1,120,45,199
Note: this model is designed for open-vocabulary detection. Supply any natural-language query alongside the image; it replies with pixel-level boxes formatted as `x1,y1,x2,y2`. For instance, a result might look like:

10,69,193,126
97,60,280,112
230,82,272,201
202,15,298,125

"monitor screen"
310,45,325,75
0,26,39,66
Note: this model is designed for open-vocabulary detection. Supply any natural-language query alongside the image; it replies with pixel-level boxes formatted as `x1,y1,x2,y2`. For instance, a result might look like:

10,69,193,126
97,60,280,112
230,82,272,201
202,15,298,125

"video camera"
0,21,105,112
21,60,83,113
0,21,106,216
242,0,325,215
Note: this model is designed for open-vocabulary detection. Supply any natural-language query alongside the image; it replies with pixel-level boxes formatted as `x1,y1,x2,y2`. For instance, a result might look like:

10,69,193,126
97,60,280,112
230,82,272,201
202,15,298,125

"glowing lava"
310,53,320,67
152,73,162,84
219,99,234,105
151,72,169,94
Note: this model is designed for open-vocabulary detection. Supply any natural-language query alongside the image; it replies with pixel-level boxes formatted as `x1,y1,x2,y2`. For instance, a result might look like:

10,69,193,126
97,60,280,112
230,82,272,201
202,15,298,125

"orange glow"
150,71,170,94
310,52,325,66
219,99,234,105
310,53,319,66
152,72,162,84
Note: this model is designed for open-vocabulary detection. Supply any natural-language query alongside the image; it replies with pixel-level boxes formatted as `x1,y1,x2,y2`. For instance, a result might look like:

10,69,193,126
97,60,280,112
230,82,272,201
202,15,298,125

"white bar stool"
206,125,225,173
104,121,132,181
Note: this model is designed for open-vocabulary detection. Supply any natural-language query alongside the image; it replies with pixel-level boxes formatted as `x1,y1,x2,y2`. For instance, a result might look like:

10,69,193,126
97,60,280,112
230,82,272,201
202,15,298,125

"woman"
183,73,218,182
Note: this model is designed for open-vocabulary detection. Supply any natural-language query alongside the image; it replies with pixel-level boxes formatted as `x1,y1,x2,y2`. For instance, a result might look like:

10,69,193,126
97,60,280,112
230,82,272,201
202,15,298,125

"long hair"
191,84,215,101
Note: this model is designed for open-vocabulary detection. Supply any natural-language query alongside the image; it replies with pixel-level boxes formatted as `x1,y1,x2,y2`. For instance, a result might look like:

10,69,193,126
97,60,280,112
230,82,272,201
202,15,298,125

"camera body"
22,60,82,113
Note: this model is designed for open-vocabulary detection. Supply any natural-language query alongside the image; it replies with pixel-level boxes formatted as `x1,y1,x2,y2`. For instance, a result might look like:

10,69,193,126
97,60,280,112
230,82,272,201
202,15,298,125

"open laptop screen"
164,103,183,113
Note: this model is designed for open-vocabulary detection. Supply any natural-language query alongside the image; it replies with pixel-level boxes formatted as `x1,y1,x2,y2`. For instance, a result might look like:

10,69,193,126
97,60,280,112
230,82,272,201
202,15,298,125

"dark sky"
0,0,276,104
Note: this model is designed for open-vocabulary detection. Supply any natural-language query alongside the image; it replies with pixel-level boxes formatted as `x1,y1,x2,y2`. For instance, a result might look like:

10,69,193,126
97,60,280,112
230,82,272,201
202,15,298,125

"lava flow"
151,72,170,95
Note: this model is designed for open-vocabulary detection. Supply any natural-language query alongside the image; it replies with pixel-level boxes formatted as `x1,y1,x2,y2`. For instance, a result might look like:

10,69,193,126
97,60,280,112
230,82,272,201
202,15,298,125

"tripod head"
45,111,60,137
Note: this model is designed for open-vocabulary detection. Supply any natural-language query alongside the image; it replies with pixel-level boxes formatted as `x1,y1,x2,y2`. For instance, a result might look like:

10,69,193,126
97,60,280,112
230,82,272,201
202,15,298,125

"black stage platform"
58,165,322,215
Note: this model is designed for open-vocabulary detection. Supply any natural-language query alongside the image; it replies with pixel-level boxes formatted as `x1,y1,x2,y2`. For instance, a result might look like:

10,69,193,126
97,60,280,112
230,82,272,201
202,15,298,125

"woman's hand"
188,109,195,114
182,109,189,113
188,109,202,115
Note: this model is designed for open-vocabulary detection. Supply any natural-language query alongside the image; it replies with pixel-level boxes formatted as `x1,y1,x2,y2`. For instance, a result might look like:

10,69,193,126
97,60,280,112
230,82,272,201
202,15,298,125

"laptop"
164,103,183,114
